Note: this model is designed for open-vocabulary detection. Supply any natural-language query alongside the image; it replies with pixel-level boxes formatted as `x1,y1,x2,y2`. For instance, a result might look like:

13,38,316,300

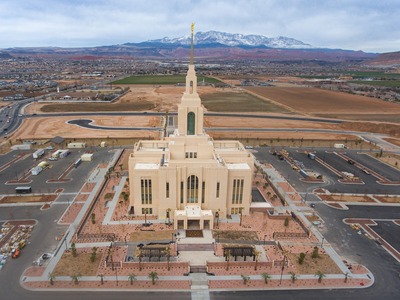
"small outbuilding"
68,142,86,149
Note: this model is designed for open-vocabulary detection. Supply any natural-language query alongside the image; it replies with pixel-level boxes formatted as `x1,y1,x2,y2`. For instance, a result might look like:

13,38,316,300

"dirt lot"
10,116,161,140
130,230,176,242
245,86,400,121
52,252,101,276
319,195,375,203
287,253,342,275
0,195,57,203
201,91,290,113
8,83,400,143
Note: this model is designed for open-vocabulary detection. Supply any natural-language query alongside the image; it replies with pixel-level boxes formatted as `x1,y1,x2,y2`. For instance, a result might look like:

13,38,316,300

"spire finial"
190,23,195,65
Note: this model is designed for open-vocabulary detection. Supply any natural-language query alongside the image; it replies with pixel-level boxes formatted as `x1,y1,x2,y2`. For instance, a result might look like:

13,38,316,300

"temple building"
128,25,254,229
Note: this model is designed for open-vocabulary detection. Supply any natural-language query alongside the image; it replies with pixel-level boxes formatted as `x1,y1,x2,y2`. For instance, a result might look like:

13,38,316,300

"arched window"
187,175,199,203
187,112,195,135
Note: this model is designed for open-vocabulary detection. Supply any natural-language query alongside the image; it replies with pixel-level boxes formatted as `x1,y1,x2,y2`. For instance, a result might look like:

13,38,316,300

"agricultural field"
201,91,290,113
111,75,221,85
245,86,400,121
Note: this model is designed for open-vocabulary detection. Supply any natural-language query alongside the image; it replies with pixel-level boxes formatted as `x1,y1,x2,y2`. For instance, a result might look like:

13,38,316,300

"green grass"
111,75,222,85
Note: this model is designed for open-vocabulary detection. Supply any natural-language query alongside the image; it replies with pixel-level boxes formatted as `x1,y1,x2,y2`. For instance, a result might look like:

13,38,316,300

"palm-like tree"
241,274,250,285
148,271,159,285
344,272,350,283
128,273,136,285
315,270,326,283
163,247,171,271
48,272,56,285
98,274,104,285
289,272,298,283
261,272,271,284
70,274,81,285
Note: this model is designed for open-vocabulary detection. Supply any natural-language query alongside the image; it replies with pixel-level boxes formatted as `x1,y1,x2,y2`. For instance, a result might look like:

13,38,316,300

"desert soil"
9,83,400,141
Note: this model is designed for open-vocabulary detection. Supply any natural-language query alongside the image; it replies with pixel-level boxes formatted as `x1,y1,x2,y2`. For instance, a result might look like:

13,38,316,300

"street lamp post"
115,267,118,286
321,237,325,248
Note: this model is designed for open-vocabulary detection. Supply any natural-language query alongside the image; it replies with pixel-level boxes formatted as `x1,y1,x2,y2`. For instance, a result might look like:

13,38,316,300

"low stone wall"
207,261,273,275
115,261,190,276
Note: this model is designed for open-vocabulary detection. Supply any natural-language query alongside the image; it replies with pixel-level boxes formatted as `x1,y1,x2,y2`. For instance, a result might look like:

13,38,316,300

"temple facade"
128,25,254,229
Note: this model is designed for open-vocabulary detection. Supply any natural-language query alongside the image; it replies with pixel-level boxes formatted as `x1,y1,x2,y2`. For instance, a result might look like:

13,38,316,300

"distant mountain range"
146,31,312,49
1,30,394,63
363,50,400,67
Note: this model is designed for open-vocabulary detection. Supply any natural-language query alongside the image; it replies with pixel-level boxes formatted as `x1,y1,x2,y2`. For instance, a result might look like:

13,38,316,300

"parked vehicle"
11,249,20,259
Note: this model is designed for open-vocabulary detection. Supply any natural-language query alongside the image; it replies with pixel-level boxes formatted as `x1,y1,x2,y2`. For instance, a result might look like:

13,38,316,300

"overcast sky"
0,0,399,53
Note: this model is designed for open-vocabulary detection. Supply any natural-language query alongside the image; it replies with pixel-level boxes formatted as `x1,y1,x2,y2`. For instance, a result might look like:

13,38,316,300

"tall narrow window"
187,175,199,203
201,181,205,203
190,80,193,94
141,179,152,204
166,182,169,198
187,112,195,135
232,179,244,204
180,181,184,204
216,182,220,198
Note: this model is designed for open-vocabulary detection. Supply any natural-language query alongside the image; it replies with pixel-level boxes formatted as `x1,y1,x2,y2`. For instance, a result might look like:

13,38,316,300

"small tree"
91,213,96,224
48,272,56,285
71,243,77,257
298,252,306,265
148,271,159,285
315,270,325,283
241,274,250,285
290,272,298,283
344,272,350,283
98,274,104,285
261,272,271,284
284,217,289,228
70,274,81,285
123,193,129,202
311,246,319,259
90,246,98,263
128,273,136,285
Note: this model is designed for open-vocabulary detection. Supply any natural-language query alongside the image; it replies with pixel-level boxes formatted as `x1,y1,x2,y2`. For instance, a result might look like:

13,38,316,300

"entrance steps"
190,272,209,290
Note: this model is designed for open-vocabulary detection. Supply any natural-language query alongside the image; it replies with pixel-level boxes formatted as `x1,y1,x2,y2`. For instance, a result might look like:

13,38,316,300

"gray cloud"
0,0,398,52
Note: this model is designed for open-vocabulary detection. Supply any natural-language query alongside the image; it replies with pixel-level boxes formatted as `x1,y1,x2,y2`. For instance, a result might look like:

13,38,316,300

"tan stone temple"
128,24,254,229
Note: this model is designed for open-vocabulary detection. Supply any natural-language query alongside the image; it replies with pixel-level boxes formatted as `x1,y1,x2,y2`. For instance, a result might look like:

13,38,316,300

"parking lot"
254,146,400,195
0,147,115,195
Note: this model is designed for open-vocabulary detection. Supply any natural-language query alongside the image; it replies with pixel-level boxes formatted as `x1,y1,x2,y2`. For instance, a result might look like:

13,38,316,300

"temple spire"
190,22,195,65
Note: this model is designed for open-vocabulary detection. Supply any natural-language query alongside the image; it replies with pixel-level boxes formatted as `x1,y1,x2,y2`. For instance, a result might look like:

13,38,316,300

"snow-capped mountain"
147,31,312,49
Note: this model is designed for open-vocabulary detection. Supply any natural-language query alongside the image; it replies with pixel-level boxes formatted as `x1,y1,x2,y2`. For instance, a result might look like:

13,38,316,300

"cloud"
0,0,399,52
